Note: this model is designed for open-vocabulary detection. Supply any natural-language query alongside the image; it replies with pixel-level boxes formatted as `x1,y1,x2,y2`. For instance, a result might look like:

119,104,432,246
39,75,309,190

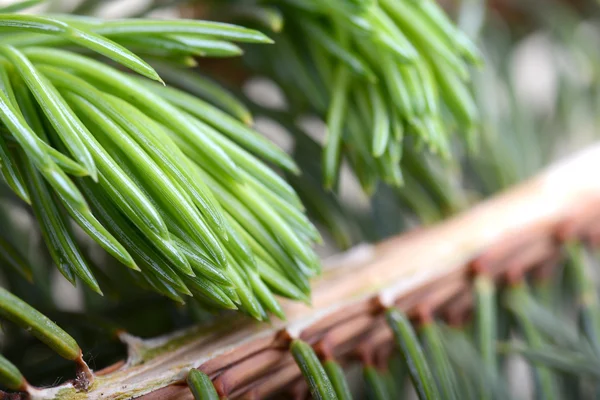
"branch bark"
36,144,600,400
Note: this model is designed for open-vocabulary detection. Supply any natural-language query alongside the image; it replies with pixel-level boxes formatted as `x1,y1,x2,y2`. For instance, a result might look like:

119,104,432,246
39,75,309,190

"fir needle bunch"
0,0,324,390
231,0,482,192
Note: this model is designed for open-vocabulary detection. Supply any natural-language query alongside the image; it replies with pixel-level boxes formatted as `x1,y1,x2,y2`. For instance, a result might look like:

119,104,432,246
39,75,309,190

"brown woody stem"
36,145,600,399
